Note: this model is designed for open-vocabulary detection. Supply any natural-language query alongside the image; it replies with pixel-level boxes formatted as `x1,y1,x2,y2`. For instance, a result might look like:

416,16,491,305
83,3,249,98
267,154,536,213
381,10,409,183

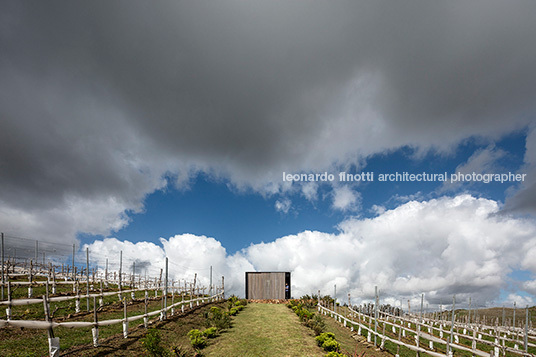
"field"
0,296,395,357
1,262,535,357
203,302,325,356
318,302,536,357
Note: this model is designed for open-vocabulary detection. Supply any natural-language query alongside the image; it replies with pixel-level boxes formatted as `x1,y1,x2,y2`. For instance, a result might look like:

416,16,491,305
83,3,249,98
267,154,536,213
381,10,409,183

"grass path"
203,303,325,357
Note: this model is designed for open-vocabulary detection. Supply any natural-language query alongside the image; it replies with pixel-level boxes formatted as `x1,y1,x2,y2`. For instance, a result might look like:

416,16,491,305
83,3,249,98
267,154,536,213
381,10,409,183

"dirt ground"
60,301,226,356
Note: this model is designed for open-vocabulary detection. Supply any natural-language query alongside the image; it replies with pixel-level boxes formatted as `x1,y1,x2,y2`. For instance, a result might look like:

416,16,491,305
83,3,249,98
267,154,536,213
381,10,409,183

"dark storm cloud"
1,0,536,240
504,125,536,214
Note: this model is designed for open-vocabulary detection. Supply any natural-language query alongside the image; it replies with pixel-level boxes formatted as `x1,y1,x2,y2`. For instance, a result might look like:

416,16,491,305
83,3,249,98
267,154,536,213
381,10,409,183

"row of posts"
38,256,224,357
1,240,221,306
324,286,532,356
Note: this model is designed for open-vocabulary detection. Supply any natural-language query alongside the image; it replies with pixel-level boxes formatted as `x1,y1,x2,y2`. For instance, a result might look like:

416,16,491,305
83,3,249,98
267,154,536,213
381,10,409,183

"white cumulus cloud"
332,186,361,211
84,195,536,306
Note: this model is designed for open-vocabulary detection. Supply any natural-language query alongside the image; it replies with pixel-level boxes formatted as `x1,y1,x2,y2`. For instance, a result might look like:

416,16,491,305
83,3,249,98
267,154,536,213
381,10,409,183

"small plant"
215,311,232,330
141,328,169,357
227,295,239,310
229,307,238,316
205,306,231,330
288,299,315,322
287,299,302,310
316,332,340,353
321,338,340,352
304,314,326,335
203,327,218,338
297,308,314,321
187,329,207,350
316,332,336,347
210,306,222,316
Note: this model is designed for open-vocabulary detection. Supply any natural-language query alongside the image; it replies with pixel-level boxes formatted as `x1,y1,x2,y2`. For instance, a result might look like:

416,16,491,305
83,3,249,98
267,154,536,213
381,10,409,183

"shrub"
141,329,168,357
304,314,326,335
227,295,239,309
287,299,300,308
288,299,315,322
297,295,318,309
210,306,222,316
315,332,336,347
214,311,231,330
203,327,218,338
226,296,247,313
187,329,207,350
205,306,231,330
298,308,314,322
321,338,340,352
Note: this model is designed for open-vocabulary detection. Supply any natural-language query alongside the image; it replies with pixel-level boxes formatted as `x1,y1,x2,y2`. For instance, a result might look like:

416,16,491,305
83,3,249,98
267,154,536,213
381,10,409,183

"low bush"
315,332,336,347
297,308,314,322
187,329,207,350
141,328,169,357
203,327,218,338
287,299,301,309
204,306,231,330
321,338,340,352
210,306,222,315
304,314,326,335
214,312,231,330
299,294,319,309
287,299,315,322
227,295,240,310
315,332,340,353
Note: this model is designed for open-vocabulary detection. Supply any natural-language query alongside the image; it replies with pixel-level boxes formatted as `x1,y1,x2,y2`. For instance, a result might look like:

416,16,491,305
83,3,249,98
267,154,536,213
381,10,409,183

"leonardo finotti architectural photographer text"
282,171,527,184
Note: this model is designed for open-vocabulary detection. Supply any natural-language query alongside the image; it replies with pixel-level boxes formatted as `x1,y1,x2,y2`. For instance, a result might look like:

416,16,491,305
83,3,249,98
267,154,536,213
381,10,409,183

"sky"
1,1,536,309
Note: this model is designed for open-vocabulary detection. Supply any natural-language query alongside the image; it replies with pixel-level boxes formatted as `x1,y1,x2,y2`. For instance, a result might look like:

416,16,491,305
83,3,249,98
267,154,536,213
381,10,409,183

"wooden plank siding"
245,272,291,299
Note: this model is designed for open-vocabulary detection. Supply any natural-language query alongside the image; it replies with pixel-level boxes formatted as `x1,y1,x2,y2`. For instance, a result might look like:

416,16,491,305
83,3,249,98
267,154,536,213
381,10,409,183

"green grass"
203,303,325,357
